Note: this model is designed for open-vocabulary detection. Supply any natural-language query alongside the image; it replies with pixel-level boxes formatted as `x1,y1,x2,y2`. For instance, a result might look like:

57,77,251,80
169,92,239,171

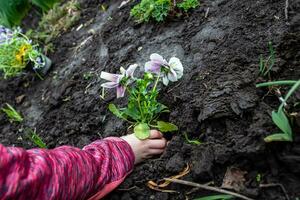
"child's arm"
0,137,135,200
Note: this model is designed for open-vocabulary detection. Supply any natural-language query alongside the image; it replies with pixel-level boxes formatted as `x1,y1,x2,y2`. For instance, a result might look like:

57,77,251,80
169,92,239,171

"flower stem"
152,71,161,93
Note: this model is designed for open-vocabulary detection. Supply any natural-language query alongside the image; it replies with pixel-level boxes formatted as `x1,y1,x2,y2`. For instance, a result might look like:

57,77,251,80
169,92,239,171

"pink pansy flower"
145,53,183,86
100,64,137,98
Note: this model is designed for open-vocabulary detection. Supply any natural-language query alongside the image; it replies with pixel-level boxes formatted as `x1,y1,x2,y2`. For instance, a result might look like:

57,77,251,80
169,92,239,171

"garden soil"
1,0,300,199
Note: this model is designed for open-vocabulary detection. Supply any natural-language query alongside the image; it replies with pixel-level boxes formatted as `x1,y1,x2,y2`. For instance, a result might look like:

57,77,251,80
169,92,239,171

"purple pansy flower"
100,64,138,98
145,53,183,86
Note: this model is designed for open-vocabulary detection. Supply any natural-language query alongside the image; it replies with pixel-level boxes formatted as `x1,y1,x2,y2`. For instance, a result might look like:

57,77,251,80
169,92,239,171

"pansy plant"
101,53,183,139
0,26,45,78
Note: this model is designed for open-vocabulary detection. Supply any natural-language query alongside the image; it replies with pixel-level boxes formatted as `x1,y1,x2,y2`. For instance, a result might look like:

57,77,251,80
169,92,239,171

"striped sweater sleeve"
0,137,135,200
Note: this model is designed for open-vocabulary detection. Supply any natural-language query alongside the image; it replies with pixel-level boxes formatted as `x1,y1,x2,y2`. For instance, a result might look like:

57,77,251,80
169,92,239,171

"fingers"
149,130,163,139
148,148,165,155
148,138,167,149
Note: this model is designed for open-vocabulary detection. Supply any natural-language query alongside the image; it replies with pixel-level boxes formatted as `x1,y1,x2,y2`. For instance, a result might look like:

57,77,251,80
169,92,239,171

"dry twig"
205,7,210,18
260,183,290,200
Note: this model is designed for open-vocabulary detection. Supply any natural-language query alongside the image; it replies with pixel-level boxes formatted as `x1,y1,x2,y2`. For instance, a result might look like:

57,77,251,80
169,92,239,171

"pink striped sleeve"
0,137,135,200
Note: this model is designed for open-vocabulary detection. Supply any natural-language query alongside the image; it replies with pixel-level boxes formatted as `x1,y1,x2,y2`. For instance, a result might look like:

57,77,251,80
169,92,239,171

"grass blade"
194,194,234,200
25,128,47,148
256,80,297,88
1,103,23,122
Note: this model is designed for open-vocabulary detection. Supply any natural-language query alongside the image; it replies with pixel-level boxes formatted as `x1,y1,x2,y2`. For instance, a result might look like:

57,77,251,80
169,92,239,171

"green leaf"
194,194,234,200
1,103,23,123
31,0,60,11
272,109,292,135
108,103,127,120
156,121,178,132
264,133,292,142
25,128,47,148
134,123,150,140
183,132,201,145
123,106,140,121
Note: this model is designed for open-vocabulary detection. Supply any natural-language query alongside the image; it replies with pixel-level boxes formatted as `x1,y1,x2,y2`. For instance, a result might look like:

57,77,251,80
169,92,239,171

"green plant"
101,53,183,139
259,41,275,77
256,79,300,142
184,132,201,145
0,28,44,78
0,0,60,27
177,0,200,12
1,103,23,122
130,0,171,22
130,0,200,23
256,173,261,183
31,0,59,11
26,0,80,50
0,0,30,27
194,194,234,200
25,128,47,148
83,71,94,80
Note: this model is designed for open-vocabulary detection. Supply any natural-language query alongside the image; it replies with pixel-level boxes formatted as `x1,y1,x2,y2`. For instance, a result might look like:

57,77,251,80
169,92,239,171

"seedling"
25,128,47,148
184,132,201,145
83,71,94,80
130,0,200,23
256,79,300,142
256,173,262,183
1,103,23,123
259,41,275,77
101,53,183,139
0,27,45,78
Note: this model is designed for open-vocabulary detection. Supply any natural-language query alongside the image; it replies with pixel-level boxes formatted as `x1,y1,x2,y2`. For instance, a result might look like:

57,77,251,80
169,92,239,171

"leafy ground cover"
0,0,300,199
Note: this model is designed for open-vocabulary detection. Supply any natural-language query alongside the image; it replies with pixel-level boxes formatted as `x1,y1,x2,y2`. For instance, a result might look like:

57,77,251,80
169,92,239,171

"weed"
256,80,300,142
26,0,81,52
259,41,275,77
101,53,183,139
1,103,23,123
83,71,94,80
183,132,201,145
25,128,47,148
130,0,200,23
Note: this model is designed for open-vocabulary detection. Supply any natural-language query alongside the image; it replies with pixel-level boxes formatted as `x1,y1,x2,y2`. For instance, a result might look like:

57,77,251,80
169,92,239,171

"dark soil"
1,0,300,199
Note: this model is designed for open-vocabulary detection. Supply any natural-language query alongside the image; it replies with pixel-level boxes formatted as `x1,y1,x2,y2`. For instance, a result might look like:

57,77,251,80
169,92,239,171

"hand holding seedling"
101,53,183,139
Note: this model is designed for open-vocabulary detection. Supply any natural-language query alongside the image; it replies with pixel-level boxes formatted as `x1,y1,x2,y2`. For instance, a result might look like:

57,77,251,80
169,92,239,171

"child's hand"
121,130,167,164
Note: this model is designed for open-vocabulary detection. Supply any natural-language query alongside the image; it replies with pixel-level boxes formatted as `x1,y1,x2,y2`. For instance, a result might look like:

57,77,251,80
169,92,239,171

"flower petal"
167,68,178,82
100,71,119,82
145,61,161,74
169,57,183,73
150,53,168,65
162,75,169,86
126,64,138,77
101,82,119,88
116,86,126,98
120,67,126,75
